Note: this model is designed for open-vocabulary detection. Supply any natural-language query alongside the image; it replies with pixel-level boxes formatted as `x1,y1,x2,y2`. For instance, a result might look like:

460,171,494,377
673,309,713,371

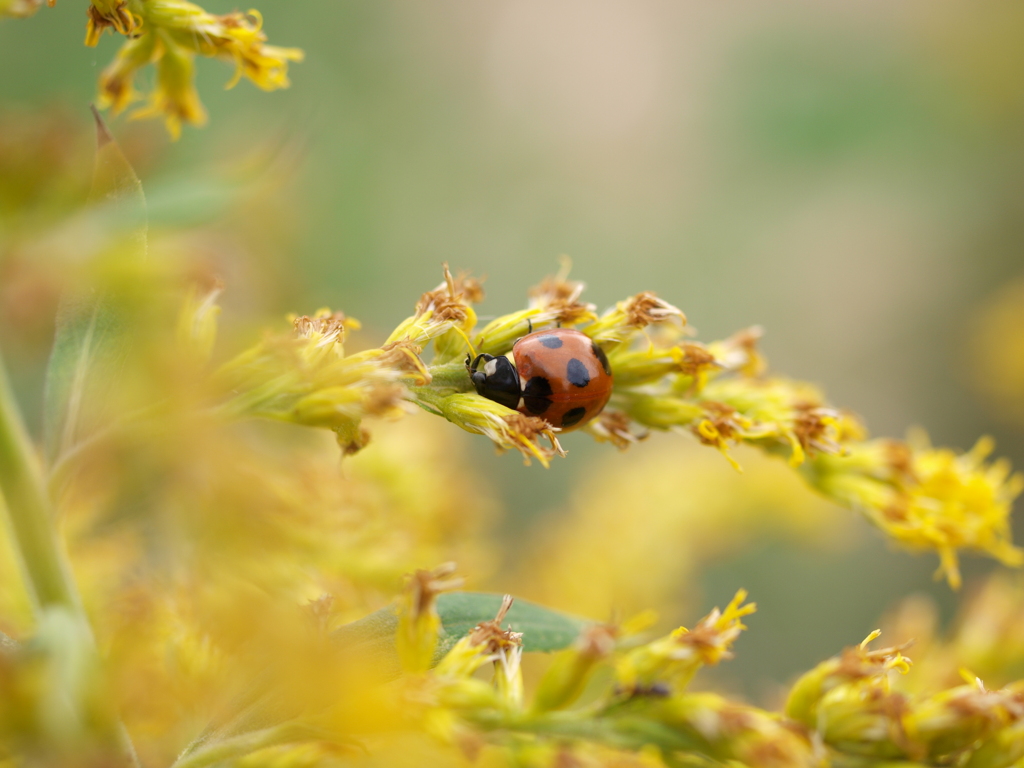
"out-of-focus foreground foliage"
3,3,1024,768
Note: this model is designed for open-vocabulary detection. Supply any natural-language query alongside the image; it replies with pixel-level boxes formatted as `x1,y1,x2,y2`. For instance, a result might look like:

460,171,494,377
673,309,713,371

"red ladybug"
467,328,613,432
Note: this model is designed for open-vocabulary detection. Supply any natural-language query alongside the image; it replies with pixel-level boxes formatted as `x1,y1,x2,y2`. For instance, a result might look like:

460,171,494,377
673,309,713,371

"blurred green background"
3,1,1024,702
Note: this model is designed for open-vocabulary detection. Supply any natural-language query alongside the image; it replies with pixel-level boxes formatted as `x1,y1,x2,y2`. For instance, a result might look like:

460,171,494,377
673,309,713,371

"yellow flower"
97,32,159,115
143,4,304,92
616,590,755,695
786,630,912,728
84,0,138,47
808,435,1024,589
128,35,207,140
89,0,303,135
387,265,480,352
433,595,524,709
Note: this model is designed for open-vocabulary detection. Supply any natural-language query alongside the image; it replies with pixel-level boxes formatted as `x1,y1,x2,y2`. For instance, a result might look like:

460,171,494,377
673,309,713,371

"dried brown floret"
414,264,481,323
885,439,918,483
621,291,686,328
528,273,597,326
792,402,844,457
505,412,567,459
455,273,485,304
587,411,647,451
722,326,767,377
694,402,742,445
675,342,717,378
836,637,914,680
293,310,351,345
378,341,427,372
407,563,463,618
467,595,523,653
362,383,408,417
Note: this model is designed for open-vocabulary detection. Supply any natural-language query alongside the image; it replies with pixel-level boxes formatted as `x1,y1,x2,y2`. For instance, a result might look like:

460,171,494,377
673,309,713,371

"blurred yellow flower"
18,0,303,136
84,0,138,46
972,277,1024,428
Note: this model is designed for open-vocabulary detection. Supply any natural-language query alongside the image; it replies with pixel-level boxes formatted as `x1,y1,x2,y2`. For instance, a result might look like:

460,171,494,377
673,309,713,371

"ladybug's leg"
526,317,533,334
466,353,488,373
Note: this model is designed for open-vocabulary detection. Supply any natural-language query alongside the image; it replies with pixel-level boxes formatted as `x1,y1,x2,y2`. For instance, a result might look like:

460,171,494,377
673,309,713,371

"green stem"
410,361,474,416
425,361,472,391
0,348,140,768
215,371,302,419
0,351,82,614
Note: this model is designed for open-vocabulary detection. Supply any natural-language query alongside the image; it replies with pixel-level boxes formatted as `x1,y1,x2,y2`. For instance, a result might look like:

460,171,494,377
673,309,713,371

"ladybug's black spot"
538,335,563,349
523,397,551,415
566,358,590,388
591,342,612,376
561,406,587,428
524,376,553,397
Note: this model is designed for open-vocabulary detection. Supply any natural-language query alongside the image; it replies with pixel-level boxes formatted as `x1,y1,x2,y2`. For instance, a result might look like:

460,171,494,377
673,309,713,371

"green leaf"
331,591,589,679
42,108,146,465
435,592,588,653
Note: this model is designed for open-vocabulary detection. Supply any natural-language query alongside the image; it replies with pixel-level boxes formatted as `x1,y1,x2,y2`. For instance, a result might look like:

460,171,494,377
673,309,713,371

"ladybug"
467,328,613,432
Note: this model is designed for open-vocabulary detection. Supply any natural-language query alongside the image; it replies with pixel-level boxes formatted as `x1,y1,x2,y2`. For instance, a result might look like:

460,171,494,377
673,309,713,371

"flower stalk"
0,347,141,766
0,349,82,615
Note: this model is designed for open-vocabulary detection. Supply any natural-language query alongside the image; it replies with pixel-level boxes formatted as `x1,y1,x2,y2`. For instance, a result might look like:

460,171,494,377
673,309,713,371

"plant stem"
425,361,472,390
0,347,140,768
0,350,82,614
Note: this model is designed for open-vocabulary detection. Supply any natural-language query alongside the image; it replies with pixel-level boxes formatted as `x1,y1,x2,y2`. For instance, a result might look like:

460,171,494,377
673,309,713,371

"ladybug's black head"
466,353,521,410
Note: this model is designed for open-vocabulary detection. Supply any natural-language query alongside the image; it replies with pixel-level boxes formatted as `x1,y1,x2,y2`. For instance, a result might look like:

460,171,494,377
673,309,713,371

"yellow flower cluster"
806,434,1023,588
222,266,1019,585
6,0,303,138
158,576,1024,768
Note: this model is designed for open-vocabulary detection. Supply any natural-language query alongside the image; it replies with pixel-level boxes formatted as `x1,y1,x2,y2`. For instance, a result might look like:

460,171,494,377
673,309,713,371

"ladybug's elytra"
467,328,613,432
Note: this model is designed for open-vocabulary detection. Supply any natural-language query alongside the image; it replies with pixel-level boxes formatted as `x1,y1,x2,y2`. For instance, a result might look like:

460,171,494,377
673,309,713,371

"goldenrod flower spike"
213,266,1019,580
